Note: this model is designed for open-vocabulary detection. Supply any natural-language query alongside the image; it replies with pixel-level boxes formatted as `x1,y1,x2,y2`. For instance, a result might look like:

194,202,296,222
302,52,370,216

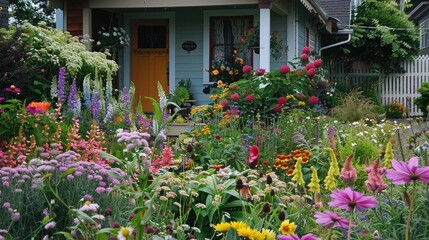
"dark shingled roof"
319,0,351,29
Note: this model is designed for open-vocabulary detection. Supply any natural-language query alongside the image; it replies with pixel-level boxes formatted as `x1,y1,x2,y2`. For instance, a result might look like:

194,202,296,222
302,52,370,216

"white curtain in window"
213,20,225,58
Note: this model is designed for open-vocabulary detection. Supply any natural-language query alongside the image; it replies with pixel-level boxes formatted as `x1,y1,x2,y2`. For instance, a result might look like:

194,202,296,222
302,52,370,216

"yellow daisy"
213,222,231,232
230,221,249,230
279,220,296,235
262,228,276,240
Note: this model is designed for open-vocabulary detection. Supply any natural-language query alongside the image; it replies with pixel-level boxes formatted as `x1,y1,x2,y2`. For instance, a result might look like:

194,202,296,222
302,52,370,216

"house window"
305,27,316,52
421,19,429,49
209,16,252,82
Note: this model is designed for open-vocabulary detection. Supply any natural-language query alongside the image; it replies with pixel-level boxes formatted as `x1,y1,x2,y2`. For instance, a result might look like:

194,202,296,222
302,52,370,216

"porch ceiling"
88,0,258,9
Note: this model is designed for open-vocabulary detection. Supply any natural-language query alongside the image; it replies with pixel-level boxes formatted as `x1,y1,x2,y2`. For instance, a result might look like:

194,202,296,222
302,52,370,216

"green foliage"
349,0,419,73
414,82,429,116
9,0,55,27
331,90,381,122
0,22,118,101
169,86,190,106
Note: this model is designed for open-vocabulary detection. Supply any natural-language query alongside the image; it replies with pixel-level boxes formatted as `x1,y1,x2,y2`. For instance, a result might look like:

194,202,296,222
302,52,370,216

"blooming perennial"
314,210,350,229
328,187,377,211
385,157,429,184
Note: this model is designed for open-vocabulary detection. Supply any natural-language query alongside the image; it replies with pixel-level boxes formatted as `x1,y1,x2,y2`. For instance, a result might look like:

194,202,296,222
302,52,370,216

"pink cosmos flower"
385,157,429,184
0,97,4,102
314,210,350,229
306,68,316,78
278,233,320,240
242,65,253,74
231,93,240,102
280,65,291,74
302,46,311,54
244,94,256,102
314,59,323,68
308,96,319,105
300,54,309,62
328,187,377,211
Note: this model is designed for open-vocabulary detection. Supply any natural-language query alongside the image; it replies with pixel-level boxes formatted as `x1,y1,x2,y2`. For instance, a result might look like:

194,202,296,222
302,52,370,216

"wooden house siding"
67,0,83,36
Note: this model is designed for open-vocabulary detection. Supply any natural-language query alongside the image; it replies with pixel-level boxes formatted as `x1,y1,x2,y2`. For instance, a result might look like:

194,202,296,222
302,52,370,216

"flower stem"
347,210,354,240
327,228,333,240
406,181,417,240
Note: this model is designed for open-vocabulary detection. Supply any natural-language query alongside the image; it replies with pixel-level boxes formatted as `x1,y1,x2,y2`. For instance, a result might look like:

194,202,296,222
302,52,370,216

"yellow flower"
191,129,201,137
213,222,231,232
291,158,305,186
279,220,296,235
308,166,320,193
229,70,234,75
220,65,226,71
298,101,306,106
323,148,340,190
230,221,249,230
43,173,53,179
384,141,394,168
213,104,223,112
262,228,276,240
237,227,264,240
217,80,226,88
286,94,295,100
212,69,219,76
210,94,220,101
202,125,211,135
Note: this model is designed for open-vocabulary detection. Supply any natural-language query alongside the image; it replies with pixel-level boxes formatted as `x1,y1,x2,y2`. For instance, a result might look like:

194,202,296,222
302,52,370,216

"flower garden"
1,23,429,240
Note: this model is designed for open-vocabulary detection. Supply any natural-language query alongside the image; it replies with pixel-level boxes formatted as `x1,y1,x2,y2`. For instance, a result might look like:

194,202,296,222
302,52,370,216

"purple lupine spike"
90,92,100,122
67,78,78,109
57,67,67,104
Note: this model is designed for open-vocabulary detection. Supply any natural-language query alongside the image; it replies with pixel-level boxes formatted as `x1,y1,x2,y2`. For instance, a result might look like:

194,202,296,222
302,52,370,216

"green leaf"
97,150,124,165
106,170,125,181
226,227,238,240
74,210,95,224
59,168,76,179
53,232,75,240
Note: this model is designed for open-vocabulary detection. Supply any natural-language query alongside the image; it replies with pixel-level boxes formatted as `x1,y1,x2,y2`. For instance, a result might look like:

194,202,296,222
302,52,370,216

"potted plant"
235,25,283,60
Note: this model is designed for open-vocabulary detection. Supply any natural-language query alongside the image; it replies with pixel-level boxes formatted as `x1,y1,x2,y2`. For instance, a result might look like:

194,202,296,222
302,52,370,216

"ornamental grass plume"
323,148,340,191
384,141,394,168
340,153,357,184
385,157,429,240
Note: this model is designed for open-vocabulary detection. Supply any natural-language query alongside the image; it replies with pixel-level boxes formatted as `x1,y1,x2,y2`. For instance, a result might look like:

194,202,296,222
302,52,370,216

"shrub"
385,100,406,118
415,82,429,117
331,89,381,122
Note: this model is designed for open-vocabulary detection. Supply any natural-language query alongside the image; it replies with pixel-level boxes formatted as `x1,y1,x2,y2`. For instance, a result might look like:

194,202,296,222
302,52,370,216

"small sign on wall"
182,41,197,53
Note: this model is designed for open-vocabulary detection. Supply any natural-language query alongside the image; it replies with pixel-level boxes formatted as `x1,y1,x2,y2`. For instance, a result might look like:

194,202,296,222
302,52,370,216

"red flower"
305,62,315,70
231,93,240,102
244,94,256,102
306,68,316,78
300,54,309,62
215,135,221,140
302,46,311,54
277,97,287,105
240,38,246,43
308,96,319,105
220,99,229,107
273,104,283,112
297,93,306,99
255,68,266,76
230,84,238,90
314,59,323,68
242,65,253,74
279,65,291,74
249,145,259,164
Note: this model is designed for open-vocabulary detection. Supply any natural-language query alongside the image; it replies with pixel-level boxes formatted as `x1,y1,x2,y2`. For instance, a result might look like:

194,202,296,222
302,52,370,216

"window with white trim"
421,19,429,49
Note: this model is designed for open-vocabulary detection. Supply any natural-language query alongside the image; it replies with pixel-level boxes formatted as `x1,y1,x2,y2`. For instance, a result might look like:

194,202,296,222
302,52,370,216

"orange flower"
28,102,51,112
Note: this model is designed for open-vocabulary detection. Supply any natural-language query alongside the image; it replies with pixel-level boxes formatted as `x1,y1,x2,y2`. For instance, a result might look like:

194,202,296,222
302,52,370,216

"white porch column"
259,5,271,72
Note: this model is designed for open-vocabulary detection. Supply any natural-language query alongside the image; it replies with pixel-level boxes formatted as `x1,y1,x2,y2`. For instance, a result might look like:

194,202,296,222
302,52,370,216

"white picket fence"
327,55,429,116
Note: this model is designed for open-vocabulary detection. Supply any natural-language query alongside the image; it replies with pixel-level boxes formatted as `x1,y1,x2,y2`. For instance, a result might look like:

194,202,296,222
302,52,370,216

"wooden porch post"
259,0,271,72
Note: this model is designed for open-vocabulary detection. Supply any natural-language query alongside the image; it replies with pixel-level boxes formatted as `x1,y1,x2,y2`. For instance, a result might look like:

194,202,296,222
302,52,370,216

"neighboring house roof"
319,0,351,29
408,1,429,22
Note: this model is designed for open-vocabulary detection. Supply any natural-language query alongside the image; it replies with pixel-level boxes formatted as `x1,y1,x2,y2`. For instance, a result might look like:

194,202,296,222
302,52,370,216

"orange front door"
131,19,169,112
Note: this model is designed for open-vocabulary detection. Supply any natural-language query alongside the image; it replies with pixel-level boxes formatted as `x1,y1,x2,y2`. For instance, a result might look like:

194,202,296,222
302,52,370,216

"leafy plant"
331,89,381,122
169,86,190,106
415,82,429,117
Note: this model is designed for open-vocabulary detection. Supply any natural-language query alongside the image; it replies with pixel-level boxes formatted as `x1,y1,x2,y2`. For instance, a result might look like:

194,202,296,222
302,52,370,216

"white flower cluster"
96,27,130,54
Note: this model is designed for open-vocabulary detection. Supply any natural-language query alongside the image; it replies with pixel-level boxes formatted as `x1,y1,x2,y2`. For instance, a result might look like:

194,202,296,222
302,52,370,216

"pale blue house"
51,0,350,110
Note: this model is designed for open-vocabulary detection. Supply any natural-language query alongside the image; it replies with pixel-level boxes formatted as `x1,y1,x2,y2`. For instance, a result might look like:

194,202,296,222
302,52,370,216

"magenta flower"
5,85,21,94
273,104,283,112
244,94,256,102
242,65,253,74
328,187,377,211
248,145,259,164
314,210,350,229
26,105,42,115
314,59,323,68
0,97,4,102
300,54,309,62
231,93,240,102
302,46,311,54
385,157,429,184
306,68,316,78
255,68,266,76
277,97,287,105
279,65,290,74
278,233,320,240
308,96,319,105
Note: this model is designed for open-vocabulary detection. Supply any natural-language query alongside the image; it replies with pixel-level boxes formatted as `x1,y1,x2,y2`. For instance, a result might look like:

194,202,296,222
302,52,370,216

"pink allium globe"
242,65,253,74
273,104,283,112
305,62,315,70
306,68,316,78
280,65,291,74
308,96,319,105
302,46,311,54
314,59,323,68
277,96,287,105
300,54,309,62
231,93,240,102
244,94,256,102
